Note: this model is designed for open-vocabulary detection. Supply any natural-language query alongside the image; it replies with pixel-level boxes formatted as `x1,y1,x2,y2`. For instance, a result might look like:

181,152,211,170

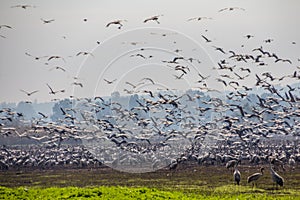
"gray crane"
270,165,284,188
247,167,264,187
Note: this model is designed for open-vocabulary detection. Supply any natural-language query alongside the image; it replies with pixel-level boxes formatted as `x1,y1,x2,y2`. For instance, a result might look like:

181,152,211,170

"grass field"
1,164,299,199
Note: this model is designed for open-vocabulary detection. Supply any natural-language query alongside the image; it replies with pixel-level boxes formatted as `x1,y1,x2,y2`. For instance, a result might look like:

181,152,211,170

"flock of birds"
0,3,300,189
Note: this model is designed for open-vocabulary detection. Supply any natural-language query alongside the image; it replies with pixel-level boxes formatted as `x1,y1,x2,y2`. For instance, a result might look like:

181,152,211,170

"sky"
0,0,299,103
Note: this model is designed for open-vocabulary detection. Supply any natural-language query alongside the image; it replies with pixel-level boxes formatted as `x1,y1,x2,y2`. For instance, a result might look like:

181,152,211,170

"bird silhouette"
0,25,12,29
40,18,55,24
25,52,48,60
11,5,35,9
187,17,212,21
76,51,94,58
20,89,39,96
48,55,66,62
219,7,245,12
46,84,65,95
104,79,117,84
143,15,163,24
72,82,83,88
49,66,66,72
201,35,212,43
212,46,226,54
106,20,127,29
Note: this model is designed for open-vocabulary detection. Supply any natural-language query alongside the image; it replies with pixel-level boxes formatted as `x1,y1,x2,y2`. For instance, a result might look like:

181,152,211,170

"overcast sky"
0,0,299,103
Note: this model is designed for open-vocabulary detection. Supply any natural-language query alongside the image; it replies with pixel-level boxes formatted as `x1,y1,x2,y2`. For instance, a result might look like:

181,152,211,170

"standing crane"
233,163,241,185
247,167,264,187
270,165,284,188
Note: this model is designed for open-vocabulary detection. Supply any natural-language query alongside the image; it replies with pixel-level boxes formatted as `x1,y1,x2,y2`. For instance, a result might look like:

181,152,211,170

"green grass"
0,185,299,200
1,165,299,199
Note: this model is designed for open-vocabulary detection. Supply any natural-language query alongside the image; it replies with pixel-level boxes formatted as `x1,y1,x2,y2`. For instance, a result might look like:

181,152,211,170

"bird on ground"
247,167,264,187
143,15,163,24
269,156,285,171
20,89,39,96
226,159,240,171
106,20,127,29
234,164,241,185
270,165,284,187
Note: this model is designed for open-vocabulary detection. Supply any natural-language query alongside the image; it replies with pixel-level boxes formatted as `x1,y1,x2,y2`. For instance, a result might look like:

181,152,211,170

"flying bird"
201,35,212,43
20,89,39,96
0,25,12,29
72,82,83,88
49,66,66,72
125,81,143,89
106,20,127,29
76,51,94,58
264,39,274,43
38,112,47,118
46,84,65,95
187,17,212,21
48,55,66,62
130,54,146,59
143,15,163,24
216,78,227,86
219,7,245,12
25,52,48,60
104,79,117,84
275,58,292,64
212,46,226,54
140,78,155,85
40,18,55,24
11,5,35,9
244,34,254,39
